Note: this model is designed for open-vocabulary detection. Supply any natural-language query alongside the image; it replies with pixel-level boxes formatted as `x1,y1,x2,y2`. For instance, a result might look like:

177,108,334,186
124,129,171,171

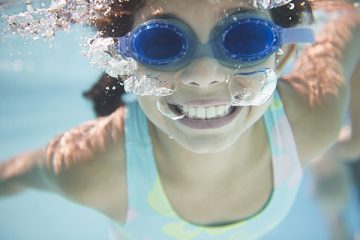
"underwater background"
0,2,360,239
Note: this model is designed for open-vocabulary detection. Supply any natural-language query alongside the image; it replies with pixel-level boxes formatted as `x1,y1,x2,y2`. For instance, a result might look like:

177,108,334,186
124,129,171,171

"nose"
177,58,229,88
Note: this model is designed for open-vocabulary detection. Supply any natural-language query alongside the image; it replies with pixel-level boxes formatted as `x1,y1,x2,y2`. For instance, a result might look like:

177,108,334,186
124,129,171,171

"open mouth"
167,103,242,129
169,103,237,120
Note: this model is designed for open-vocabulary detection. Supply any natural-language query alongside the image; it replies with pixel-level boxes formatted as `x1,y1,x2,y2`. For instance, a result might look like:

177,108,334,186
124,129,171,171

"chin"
177,135,235,154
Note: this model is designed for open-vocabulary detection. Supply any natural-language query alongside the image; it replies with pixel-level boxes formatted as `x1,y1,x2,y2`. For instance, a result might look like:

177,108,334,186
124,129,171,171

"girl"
1,0,360,239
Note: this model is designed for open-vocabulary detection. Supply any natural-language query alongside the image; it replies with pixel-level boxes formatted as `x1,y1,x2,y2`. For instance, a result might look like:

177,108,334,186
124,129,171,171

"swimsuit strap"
123,99,158,214
263,91,302,188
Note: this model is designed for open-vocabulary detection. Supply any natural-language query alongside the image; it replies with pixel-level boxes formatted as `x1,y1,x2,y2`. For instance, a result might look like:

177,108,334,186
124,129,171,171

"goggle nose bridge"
193,42,216,59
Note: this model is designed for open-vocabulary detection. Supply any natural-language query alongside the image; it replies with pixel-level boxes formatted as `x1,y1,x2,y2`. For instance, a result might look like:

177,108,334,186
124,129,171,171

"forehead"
136,0,264,23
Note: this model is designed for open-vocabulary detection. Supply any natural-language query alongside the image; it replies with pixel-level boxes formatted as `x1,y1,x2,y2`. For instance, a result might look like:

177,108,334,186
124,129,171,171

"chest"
159,155,274,226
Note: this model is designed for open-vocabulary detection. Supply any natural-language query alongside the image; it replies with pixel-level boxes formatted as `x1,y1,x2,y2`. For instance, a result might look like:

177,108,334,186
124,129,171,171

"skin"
1,0,359,229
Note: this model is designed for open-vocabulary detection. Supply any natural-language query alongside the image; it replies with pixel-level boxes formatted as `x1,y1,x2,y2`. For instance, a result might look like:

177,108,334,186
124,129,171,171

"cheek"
137,96,158,119
247,97,273,124
255,55,276,70
137,96,170,132
267,55,276,68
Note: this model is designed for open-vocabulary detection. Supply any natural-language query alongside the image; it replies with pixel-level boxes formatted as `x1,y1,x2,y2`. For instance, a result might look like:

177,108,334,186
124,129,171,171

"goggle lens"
134,28,183,60
224,21,275,57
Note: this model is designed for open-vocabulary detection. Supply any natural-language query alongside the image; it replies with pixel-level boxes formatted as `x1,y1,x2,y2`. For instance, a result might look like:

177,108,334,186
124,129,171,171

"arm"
316,20,360,162
326,59,360,162
0,106,125,205
279,9,360,166
0,149,57,196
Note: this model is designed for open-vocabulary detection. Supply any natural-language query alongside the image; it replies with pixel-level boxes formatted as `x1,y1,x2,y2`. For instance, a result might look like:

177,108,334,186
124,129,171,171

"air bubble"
124,74,178,96
156,97,184,120
2,0,114,42
276,48,284,55
255,0,292,9
207,0,221,3
82,36,138,78
231,88,253,105
228,68,277,106
287,3,295,10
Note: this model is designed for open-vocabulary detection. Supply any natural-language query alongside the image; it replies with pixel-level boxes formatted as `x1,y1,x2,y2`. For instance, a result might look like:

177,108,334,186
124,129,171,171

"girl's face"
134,0,275,153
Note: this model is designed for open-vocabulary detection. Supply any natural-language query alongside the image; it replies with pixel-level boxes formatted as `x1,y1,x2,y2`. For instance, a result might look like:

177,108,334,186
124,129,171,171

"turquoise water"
0,5,360,240
0,26,111,239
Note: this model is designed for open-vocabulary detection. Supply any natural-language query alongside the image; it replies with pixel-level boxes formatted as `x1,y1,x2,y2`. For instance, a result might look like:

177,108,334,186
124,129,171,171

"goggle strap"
117,35,132,58
281,28,315,44
193,43,214,59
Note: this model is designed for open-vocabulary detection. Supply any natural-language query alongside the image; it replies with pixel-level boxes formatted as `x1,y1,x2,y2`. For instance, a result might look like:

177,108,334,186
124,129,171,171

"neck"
148,120,268,184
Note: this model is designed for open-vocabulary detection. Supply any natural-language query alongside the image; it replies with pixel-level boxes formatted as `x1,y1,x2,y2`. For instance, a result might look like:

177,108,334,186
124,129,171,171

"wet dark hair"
84,0,313,116
83,74,127,116
84,0,145,116
270,0,313,27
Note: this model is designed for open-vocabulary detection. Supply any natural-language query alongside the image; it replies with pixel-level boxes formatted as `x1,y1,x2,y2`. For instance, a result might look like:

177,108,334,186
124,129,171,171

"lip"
167,102,243,129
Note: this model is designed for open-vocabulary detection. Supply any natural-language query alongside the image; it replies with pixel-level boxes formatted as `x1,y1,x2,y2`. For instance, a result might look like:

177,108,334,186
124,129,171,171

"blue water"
0,20,359,240
0,27,111,240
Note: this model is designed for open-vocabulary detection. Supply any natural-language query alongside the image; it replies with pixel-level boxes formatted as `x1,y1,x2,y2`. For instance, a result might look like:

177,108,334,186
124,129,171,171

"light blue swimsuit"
109,91,303,240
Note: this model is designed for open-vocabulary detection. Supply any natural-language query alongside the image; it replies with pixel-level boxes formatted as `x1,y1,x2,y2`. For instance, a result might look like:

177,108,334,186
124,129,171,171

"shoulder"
45,106,126,174
44,107,127,216
277,80,349,167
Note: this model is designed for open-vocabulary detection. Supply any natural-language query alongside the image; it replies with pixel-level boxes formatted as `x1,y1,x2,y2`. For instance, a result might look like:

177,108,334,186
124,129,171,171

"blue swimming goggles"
116,13,314,71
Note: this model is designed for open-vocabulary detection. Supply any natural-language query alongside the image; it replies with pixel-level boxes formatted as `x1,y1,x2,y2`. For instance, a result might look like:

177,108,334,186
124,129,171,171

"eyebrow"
224,7,257,16
146,13,182,21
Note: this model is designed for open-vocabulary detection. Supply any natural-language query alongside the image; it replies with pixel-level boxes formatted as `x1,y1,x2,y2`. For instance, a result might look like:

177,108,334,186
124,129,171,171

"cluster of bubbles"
207,0,292,9
228,68,277,106
0,0,140,78
81,33,179,96
81,35,179,96
2,0,92,41
124,74,178,96
81,35,138,78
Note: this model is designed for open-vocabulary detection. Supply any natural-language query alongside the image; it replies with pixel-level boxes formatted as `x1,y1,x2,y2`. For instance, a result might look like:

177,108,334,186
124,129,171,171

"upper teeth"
177,105,233,120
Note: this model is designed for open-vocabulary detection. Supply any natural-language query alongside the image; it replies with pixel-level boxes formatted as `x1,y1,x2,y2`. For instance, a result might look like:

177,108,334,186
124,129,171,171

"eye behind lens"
135,28,183,59
217,17,281,64
224,22,274,56
131,22,189,66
